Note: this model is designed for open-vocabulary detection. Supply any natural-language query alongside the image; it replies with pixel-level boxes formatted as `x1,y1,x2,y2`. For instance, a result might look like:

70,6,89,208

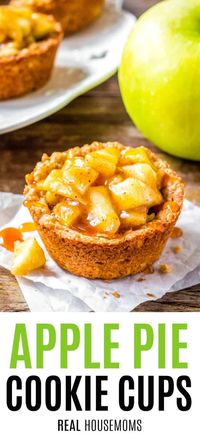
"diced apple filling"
120,163,158,188
34,146,164,236
108,174,123,186
0,7,56,53
38,169,84,204
53,201,81,227
85,147,120,178
87,186,120,235
45,191,63,206
32,13,56,40
62,166,98,195
118,146,154,167
120,207,148,229
109,177,163,210
11,238,46,276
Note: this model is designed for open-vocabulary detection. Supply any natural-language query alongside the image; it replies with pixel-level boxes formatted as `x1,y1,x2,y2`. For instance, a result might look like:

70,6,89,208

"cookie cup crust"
24,142,184,280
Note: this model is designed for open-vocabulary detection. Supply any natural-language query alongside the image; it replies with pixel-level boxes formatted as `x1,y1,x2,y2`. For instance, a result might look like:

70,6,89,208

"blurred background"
0,0,159,14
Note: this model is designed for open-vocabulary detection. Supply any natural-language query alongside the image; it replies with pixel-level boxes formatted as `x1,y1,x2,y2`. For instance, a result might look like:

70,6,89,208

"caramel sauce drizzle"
0,222,36,252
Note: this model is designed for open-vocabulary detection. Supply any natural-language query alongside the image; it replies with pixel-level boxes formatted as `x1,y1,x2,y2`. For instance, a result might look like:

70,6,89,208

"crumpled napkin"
0,192,200,312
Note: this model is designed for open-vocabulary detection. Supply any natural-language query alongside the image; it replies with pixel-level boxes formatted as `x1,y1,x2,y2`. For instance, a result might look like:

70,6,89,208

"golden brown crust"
11,0,105,34
0,22,62,100
24,142,184,280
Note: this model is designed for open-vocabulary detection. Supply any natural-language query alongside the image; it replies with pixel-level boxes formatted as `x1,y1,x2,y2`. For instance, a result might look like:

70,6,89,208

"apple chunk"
38,169,84,204
62,166,98,195
85,147,120,178
45,191,63,206
53,201,81,227
109,177,163,210
120,206,148,229
119,146,153,166
87,186,120,235
120,163,158,187
11,238,46,276
39,170,68,194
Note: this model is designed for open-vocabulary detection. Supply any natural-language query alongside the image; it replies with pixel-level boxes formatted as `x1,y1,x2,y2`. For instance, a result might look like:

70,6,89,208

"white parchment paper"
0,192,200,312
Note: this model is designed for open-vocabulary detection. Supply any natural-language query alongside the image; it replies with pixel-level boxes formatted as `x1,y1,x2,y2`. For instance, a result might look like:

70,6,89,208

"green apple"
119,0,200,160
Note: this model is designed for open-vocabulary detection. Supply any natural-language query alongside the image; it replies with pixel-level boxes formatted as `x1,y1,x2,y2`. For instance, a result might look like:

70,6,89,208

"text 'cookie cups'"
11,0,105,34
24,142,184,280
0,6,62,100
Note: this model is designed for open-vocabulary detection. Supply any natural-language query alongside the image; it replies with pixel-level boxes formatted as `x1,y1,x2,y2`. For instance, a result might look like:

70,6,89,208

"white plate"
0,2,136,135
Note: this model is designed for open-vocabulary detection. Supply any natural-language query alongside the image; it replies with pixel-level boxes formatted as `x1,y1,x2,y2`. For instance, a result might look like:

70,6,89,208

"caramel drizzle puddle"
0,222,36,252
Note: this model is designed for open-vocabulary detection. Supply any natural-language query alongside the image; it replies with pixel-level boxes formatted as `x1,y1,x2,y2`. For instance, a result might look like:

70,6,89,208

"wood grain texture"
0,0,200,312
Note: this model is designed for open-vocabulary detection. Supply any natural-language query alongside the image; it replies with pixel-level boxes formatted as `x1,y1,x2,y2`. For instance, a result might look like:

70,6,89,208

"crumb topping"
171,227,183,239
112,291,120,299
171,245,182,254
146,292,156,298
159,263,172,274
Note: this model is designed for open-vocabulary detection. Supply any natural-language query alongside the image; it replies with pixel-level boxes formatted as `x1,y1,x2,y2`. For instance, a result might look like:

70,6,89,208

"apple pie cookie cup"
0,31,62,100
24,142,184,280
11,0,105,34
0,7,62,99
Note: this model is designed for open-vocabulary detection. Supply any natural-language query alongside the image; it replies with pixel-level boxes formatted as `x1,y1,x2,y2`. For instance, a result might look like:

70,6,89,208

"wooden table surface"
0,0,200,312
